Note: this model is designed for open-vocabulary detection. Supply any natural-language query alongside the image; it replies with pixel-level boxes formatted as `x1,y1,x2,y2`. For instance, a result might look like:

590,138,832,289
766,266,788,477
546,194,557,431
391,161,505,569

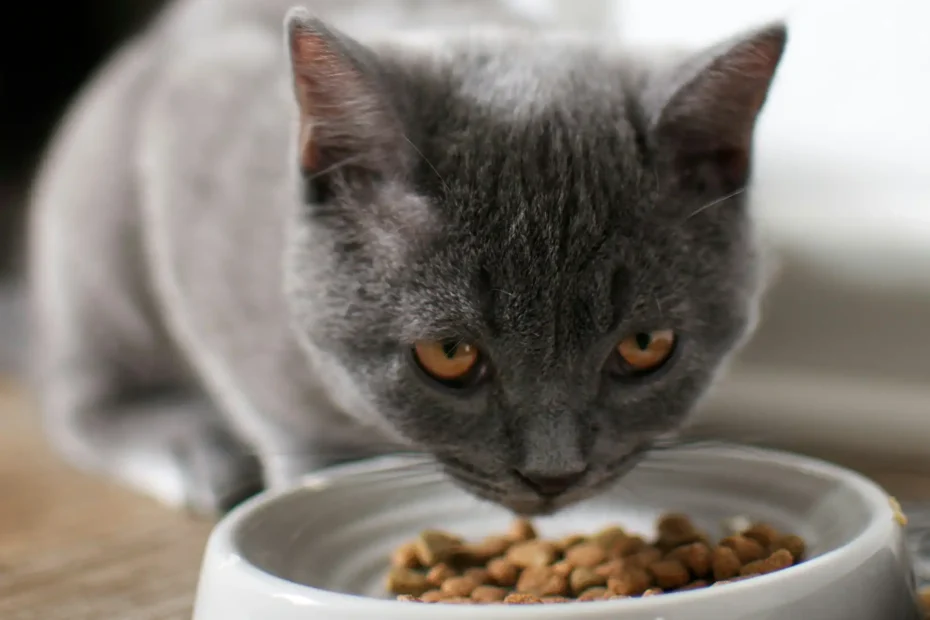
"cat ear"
285,9,403,181
648,23,788,190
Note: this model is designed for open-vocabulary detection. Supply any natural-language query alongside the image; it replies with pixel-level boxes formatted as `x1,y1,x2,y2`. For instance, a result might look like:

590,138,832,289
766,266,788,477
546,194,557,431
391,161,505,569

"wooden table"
0,378,213,620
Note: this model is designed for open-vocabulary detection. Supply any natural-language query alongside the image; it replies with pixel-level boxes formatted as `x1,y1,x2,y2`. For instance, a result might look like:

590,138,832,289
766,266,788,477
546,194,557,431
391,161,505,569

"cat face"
284,11,786,514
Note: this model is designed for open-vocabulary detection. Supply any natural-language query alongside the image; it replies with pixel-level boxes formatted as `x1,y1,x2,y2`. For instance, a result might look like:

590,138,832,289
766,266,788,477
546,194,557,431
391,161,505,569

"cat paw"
171,425,265,516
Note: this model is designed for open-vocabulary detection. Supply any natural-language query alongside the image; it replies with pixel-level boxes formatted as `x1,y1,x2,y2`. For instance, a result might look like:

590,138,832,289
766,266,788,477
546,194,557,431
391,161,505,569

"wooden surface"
0,378,214,620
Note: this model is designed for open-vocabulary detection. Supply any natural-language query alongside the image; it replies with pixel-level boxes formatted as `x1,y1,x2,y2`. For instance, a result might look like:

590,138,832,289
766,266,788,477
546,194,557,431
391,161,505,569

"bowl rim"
200,445,900,618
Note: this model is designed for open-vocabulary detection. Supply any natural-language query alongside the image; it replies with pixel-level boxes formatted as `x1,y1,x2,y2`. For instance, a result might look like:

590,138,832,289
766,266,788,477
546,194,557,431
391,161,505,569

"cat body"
28,0,787,514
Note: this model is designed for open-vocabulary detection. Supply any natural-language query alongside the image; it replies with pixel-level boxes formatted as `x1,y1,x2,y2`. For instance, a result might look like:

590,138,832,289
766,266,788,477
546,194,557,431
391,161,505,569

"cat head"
283,9,787,514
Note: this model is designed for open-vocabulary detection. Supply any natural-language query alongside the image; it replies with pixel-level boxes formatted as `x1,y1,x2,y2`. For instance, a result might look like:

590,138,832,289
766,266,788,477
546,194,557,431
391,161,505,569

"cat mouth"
436,450,649,516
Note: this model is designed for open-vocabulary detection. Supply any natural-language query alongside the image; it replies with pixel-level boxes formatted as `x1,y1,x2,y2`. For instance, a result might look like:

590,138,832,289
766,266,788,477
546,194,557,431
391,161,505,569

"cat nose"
514,468,587,497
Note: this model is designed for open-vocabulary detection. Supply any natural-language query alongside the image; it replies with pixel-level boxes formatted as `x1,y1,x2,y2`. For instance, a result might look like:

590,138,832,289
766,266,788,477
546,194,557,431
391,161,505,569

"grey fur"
28,0,787,515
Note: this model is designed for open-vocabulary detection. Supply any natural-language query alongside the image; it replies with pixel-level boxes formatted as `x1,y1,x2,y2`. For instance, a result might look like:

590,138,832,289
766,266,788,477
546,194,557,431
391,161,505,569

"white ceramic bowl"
192,446,922,620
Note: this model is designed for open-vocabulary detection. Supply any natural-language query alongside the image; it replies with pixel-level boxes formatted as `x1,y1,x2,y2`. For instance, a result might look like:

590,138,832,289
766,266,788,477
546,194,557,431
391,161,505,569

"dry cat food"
387,514,806,604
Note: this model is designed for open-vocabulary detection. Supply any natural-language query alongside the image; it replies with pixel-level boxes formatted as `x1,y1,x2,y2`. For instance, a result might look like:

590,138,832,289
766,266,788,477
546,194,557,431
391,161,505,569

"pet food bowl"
191,446,922,620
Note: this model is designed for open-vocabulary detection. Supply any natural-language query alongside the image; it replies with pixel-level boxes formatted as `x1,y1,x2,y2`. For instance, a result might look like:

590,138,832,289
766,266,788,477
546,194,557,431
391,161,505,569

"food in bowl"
387,513,806,604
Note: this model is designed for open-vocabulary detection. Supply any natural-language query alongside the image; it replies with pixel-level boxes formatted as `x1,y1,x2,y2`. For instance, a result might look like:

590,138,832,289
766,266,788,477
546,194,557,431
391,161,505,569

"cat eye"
412,340,483,388
611,329,677,376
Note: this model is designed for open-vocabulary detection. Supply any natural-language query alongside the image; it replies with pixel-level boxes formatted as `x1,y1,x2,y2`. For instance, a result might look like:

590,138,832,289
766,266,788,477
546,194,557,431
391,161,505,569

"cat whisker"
303,151,373,183
402,134,451,194
685,187,746,220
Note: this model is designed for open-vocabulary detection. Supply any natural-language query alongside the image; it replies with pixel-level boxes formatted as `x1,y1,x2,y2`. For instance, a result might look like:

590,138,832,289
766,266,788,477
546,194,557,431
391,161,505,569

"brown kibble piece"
740,548,794,577
648,559,691,590
741,523,780,548
592,526,628,550
610,535,647,557
657,513,702,549
420,590,444,602
440,576,479,598
712,546,742,581
503,593,542,604
516,566,568,597
570,566,606,595
507,540,557,568
396,594,419,602
440,596,475,604
391,543,421,569
607,567,653,596
425,563,456,587
415,530,462,566
677,579,709,591
770,534,806,561
595,559,627,579
551,560,574,577
720,535,767,564
642,588,664,596
565,542,608,568
627,547,662,569
386,567,431,596
668,542,712,578
487,558,519,587
463,567,490,585
577,587,609,601
508,518,538,541
541,596,573,603
558,534,587,551
471,585,508,603
461,535,512,564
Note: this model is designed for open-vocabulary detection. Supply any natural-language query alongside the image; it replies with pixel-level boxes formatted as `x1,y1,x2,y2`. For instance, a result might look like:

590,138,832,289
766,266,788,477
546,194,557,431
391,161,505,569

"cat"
28,0,787,516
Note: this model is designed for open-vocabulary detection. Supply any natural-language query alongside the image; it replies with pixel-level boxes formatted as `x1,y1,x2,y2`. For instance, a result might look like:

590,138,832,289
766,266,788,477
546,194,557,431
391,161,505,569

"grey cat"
28,0,787,516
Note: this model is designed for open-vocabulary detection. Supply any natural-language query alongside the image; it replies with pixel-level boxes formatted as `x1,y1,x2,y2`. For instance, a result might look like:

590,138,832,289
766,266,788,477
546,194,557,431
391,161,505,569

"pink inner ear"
670,36,784,161
290,29,359,172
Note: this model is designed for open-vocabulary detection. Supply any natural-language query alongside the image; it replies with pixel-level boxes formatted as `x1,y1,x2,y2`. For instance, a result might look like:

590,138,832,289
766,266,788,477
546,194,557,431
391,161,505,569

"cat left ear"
285,9,404,181
648,23,788,190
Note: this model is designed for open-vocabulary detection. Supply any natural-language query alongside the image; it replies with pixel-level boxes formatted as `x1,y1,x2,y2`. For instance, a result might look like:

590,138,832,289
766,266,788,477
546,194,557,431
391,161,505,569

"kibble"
425,563,456,587
565,542,608,568
391,543,420,569
486,557,520,587
507,540,558,568
739,549,794,577
389,514,807,604
569,566,606,595
509,518,538,541
720,535,767,564
516,566,568,597
577,586,609,601
607,566,653,596
414,530,462,566
440,576,479,597
648,559,691,590
471,585,508,603
386,567,431,596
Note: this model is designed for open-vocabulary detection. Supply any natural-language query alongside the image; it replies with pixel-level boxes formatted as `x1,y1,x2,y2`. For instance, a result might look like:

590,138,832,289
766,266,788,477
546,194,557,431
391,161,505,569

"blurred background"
0,0,164,276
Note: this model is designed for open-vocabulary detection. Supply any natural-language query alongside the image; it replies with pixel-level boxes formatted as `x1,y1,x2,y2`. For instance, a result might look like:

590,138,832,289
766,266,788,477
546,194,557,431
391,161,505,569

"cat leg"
41,370,263,515
27,34,262,515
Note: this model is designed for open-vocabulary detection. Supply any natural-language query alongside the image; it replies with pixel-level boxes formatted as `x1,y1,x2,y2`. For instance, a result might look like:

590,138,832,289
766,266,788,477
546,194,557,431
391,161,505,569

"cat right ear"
285,9,404,186
646,23,788,192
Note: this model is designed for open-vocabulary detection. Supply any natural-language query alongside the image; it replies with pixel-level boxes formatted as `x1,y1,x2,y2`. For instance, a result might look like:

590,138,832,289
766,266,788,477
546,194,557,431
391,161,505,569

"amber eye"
614,329,677,374
413,340,482,385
